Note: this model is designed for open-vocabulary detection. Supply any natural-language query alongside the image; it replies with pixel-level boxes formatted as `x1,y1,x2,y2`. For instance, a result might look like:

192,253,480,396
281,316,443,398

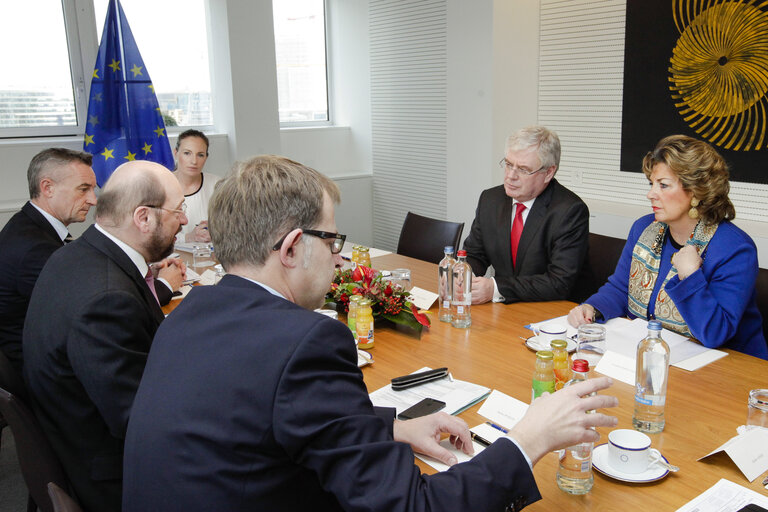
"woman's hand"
185,221,211,243
568,303,595,327
671,245,702,280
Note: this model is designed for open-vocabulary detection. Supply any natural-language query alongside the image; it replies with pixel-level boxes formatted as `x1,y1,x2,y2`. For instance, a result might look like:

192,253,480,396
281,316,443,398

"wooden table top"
365,253,768,510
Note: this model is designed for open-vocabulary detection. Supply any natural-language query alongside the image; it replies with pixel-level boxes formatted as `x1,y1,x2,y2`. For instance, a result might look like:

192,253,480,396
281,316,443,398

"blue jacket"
587,214,767,360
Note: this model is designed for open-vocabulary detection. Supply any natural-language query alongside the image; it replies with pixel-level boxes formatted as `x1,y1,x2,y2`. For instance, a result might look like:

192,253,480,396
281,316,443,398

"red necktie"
510,203,526,267
144,269,160,305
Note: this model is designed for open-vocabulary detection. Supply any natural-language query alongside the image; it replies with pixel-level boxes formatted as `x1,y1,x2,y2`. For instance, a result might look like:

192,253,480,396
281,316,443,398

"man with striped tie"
0,148,97,374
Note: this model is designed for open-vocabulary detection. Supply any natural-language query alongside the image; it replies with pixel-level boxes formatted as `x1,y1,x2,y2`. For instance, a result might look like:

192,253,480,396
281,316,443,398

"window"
0,0,86,137
95,0,213,127
273,0,330,124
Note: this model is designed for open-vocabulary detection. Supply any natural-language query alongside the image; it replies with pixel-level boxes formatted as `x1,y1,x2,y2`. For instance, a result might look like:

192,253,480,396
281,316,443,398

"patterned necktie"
144,269,160,305
510,203,526,267
64,232,73,244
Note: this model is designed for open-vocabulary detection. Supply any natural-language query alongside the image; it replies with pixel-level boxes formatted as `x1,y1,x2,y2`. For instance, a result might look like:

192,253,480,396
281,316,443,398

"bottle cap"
648,320,662,330
444,246,455,253
549,339,567,349
535,350,554,360
457,249,467,257
572,359,589,372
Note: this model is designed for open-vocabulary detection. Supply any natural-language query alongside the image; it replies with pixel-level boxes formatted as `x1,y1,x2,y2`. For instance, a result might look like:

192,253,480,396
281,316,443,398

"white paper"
477,389,529,429
407,286,438,311
594,350,636,385
415,422,505,472
198,269,218,286
369,367,490,416
698,427,768,482
675,478,768,512
673,349,728,371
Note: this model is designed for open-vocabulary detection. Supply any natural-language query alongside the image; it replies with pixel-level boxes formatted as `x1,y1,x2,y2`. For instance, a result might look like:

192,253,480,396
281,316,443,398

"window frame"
0,0,93,139
276,0,332,128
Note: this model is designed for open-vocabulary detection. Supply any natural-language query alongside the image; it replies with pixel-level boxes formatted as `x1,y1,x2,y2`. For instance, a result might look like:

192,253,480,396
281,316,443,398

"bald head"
96,161,180,227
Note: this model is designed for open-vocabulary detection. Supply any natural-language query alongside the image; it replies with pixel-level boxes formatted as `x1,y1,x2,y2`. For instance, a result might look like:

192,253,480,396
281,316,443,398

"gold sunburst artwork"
669,0,768,150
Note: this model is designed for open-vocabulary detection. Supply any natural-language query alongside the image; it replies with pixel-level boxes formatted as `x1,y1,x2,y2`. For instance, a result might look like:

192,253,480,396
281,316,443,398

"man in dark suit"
23,160,187,512
463,126,592,304
122,155,617,512
0,148,97,374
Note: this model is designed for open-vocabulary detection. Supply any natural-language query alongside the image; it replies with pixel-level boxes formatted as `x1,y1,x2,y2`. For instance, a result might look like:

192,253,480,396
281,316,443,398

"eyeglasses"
142,203,188,216
272,229,347,254
498,158,547,176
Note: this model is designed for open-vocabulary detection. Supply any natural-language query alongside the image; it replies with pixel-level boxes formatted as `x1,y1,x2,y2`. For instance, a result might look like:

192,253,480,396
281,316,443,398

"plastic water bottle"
437,246,455,323
450,250,471,328
556,359,594,494
633,320,670,433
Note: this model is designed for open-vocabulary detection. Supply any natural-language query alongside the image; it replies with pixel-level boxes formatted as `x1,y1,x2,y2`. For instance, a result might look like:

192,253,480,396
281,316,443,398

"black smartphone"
396,398,446,420
737,505,768,512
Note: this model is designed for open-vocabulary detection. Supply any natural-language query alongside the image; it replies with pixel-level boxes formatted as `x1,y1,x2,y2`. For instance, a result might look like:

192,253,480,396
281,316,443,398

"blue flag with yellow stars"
84,0,173,186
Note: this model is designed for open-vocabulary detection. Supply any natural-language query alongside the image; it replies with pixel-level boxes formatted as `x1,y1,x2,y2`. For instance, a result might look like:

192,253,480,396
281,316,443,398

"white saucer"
357,349,373,367
525,335,577,353
591,443,670,483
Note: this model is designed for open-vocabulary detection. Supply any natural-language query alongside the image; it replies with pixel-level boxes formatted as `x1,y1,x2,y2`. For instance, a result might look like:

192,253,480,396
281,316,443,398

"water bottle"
556,359,594,494
633,320,670,433
437,246,455,323
450,250,471,328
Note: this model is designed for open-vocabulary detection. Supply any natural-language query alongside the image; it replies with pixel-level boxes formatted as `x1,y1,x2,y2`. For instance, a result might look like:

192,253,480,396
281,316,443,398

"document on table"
529,315,727,371
675,478,768,512
407,287,438,311
697,427,768,482
369,367,490,416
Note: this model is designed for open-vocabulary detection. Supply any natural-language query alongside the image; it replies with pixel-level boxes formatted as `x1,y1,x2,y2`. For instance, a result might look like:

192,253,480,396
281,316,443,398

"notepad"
369,367,490,416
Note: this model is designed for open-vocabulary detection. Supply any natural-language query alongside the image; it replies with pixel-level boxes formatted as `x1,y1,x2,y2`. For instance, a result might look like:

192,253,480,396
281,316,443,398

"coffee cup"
608,429,661,474
533,322,567,348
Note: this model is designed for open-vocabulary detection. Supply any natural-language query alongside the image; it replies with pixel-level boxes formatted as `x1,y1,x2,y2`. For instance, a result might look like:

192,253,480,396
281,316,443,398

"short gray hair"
505,126,561,171
27,148,93,198
95,170,166,226
209,155,340,269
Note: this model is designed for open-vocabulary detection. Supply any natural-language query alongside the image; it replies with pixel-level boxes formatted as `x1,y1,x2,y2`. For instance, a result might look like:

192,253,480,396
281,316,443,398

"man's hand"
567,303,595,327
509,377,618,465
671,245,701,280
392,412,474,466
471,276,494,304
185,221,211,243
155,257,187,291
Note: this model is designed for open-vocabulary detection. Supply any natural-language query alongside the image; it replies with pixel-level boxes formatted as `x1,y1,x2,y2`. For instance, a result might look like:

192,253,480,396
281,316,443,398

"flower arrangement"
326,265,430,331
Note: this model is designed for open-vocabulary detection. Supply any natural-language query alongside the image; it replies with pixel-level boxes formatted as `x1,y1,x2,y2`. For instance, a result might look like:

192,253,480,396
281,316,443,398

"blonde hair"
208,155,340,269
642,135,735,224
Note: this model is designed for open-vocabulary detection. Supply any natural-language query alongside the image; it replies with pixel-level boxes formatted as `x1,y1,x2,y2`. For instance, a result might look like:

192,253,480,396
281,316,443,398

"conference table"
164,251,768,509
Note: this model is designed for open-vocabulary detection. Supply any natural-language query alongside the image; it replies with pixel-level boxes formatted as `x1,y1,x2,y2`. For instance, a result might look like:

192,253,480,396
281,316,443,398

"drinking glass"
747,389,768,427
390,268,412,291
192,245,214,269
576,323,606,367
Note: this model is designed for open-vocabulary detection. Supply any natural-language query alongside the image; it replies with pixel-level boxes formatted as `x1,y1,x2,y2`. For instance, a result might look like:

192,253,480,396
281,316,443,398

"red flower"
351,266,363,282
384,284,392,296
410,304,431,327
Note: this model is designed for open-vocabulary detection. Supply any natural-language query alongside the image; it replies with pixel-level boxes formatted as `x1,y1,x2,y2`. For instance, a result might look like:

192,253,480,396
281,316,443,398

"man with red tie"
463,126,592,304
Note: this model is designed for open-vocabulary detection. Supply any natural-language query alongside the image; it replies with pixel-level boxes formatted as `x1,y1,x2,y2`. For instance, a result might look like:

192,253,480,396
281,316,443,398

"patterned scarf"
627,220,718,336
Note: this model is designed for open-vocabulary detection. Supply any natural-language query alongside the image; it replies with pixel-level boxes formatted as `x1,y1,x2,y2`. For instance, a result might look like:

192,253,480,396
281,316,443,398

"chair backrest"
47,482,84,512
0,387,70,512
585,232,626,299
396,211,465,264
755,267,768,347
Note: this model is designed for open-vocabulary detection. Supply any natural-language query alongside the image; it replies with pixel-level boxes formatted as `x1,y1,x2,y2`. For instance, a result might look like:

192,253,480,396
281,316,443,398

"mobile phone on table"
396,398,446,420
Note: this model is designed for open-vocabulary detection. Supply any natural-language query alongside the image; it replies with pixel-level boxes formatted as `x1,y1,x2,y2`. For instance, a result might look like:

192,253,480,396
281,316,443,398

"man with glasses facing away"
463,126,592,304
23,160,187,512
122,154,618,512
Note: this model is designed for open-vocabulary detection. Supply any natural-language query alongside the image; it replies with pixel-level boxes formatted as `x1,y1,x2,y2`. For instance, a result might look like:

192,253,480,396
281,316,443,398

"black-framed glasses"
141,203,188,216
272,229,347,254
498,158,547,176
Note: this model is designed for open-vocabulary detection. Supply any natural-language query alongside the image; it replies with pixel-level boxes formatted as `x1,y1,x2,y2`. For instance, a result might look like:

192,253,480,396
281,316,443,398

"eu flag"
83,0,174,186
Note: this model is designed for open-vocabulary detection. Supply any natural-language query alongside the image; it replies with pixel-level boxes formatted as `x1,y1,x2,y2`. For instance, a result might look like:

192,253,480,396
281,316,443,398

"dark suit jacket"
463,179,592,303
123,276,541,512
0,202,64,374
23,225,165,512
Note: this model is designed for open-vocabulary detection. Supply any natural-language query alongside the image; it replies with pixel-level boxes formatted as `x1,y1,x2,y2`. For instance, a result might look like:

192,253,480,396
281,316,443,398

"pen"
485,421,509,434
762,474,768,486
470,431,491,447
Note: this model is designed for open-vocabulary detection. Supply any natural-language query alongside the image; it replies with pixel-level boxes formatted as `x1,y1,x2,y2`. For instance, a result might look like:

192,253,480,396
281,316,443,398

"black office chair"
0,351,72,512
47,482,84,512
756,267,768,350
396,211,465,264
